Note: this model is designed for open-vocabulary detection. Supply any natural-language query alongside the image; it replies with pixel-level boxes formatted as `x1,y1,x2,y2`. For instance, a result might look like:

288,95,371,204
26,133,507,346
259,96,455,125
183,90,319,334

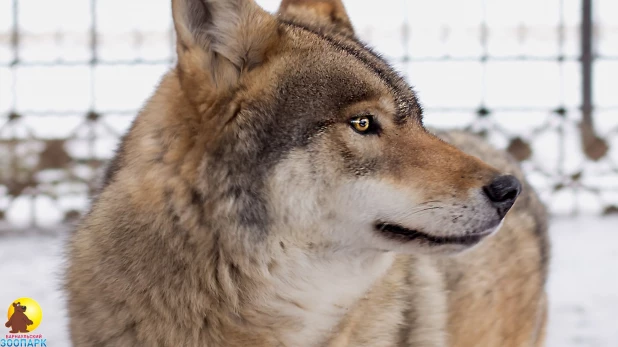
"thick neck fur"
118,70,395,346
260,245,395,346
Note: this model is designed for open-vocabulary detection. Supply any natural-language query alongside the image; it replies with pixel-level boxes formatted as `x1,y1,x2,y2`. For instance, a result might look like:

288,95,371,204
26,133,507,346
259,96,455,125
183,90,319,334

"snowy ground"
1,216,617,346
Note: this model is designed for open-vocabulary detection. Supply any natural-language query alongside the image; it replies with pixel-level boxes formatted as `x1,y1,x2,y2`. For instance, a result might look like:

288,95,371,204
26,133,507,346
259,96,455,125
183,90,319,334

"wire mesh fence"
1,0,617,230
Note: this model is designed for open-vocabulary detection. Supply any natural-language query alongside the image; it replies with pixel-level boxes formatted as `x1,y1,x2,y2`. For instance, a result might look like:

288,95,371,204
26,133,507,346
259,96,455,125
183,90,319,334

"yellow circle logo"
6,298,42,333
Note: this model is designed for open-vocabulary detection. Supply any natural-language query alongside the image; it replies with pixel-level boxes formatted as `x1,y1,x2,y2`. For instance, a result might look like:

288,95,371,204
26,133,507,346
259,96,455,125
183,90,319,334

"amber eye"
350,116,371,133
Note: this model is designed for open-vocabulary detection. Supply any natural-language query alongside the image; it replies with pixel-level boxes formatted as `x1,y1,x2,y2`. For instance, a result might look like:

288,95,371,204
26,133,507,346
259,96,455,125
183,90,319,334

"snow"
546,217,618,346
0,217,616,346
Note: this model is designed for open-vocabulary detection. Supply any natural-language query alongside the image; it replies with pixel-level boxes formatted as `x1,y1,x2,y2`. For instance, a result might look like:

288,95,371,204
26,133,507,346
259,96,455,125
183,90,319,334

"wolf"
65,0,550,346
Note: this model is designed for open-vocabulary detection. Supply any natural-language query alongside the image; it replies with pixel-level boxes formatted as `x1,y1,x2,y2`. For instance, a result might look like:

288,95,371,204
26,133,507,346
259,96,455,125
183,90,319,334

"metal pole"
11,0,19,65
581,0,593,127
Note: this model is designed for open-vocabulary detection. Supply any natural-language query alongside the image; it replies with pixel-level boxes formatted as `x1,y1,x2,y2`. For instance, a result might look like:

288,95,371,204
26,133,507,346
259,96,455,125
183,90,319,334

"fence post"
580,0,608,161
581,0,593,127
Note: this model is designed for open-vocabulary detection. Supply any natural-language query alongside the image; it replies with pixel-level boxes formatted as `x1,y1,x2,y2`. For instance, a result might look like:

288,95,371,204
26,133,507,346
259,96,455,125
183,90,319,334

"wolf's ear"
278,0,354,36
172,0,279,90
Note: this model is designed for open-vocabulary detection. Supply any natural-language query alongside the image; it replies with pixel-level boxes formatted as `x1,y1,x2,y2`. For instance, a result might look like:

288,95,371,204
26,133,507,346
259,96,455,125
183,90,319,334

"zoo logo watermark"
3,298,46,347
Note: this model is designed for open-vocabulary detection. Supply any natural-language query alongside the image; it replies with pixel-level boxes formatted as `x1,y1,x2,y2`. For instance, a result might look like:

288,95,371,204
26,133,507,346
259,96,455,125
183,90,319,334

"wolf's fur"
65,1,550,346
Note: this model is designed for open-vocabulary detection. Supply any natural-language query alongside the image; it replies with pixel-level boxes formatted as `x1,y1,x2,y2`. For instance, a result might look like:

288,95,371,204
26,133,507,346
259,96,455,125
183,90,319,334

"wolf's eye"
350,116,376,134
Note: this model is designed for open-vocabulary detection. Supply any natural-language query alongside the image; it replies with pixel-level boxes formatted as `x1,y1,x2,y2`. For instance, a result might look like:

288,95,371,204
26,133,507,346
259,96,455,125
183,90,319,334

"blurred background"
0,0,616,346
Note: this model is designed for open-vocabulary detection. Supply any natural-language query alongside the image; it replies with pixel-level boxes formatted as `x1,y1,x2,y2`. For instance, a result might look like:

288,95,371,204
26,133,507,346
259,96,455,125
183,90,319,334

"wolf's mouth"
375,222,492,246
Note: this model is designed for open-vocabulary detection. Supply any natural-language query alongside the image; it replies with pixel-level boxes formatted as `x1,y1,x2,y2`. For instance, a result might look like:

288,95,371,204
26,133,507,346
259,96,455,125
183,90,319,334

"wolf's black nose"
483,175,522,218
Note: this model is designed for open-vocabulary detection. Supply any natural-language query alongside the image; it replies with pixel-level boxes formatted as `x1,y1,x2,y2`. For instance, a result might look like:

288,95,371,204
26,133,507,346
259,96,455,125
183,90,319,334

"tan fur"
279,0,355,36
66,1,549,346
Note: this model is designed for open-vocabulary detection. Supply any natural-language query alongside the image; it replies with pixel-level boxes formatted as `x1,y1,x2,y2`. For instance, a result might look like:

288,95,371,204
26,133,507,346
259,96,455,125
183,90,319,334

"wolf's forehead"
278,19,423,124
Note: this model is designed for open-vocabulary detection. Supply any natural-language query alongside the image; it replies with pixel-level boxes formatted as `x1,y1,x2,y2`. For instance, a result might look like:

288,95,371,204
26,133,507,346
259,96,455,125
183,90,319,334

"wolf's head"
170,0,520,255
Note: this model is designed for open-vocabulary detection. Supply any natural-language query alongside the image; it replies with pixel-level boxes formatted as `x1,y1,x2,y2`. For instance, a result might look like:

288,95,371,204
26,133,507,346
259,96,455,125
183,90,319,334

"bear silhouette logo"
5,302,34,333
